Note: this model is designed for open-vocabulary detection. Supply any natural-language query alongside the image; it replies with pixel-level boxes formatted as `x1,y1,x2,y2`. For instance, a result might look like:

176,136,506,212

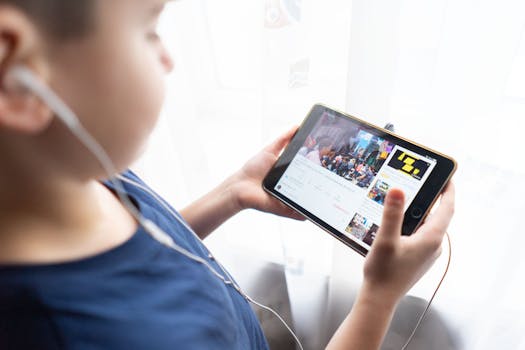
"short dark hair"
0,0,93,39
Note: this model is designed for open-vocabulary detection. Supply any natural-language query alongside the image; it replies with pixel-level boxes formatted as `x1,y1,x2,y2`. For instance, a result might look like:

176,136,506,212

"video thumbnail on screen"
300,112,394,189
346,212,379,245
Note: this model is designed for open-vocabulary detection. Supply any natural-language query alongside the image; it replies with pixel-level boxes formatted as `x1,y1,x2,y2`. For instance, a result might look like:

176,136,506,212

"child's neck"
0,171,138,265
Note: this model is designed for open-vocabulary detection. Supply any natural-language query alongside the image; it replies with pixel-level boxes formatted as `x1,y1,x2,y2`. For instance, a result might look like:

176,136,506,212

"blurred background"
133,0,525,349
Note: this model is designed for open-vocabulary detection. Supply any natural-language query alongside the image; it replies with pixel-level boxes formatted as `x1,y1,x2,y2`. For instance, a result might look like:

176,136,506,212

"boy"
0,1,455,349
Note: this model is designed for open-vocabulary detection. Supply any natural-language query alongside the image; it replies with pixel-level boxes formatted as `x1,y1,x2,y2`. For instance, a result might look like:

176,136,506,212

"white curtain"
134,1,525,349
328,1,525,349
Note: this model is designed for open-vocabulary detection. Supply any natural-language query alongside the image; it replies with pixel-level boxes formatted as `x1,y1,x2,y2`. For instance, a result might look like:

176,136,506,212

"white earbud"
6,63,305,350
6,66,79,128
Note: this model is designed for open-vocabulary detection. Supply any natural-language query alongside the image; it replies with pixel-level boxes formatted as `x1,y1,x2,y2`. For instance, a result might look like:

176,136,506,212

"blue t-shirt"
0,171,269,350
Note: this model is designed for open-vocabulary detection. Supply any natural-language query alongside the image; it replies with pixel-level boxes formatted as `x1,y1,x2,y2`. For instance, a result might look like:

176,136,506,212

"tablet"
263,104,457,256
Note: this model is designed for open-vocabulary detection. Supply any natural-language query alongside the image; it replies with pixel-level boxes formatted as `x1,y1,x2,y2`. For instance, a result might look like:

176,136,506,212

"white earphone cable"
117,175,305,350
401,231,452,350
8,65,304,350
8,64,450,350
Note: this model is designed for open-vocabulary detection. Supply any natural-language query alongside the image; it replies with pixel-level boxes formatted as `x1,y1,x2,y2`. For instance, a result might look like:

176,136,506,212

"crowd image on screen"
300,114,395,190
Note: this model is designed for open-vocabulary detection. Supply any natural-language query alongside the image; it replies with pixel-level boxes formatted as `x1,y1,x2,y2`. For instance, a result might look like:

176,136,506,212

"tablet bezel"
262,104,457,256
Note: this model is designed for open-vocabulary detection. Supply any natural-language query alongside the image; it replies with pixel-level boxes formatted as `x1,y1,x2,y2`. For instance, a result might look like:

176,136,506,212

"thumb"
265,126,299,155
373,188,405,248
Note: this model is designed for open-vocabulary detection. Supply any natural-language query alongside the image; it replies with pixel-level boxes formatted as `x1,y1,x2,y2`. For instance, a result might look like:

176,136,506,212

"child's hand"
362,183,455,306
232,126,305,221
181,126,304,239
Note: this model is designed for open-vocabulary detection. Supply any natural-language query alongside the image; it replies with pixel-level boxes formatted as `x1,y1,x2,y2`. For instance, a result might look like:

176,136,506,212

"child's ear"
0,6,53,134
0,82,53,134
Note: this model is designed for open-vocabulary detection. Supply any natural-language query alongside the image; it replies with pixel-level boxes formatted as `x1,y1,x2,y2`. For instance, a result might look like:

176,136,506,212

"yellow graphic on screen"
389,150,430,180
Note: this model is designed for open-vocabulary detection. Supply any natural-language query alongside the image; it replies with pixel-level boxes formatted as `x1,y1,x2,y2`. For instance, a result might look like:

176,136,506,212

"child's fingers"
372,188,405,250
265,126,299,155
261,194,306,220
279,205,306,221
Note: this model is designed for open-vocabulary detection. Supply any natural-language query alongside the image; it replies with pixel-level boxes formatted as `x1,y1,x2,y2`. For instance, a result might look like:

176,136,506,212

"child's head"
0,0,173,180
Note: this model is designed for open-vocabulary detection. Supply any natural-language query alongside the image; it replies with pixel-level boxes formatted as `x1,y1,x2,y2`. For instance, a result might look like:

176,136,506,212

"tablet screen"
272,108,440,250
